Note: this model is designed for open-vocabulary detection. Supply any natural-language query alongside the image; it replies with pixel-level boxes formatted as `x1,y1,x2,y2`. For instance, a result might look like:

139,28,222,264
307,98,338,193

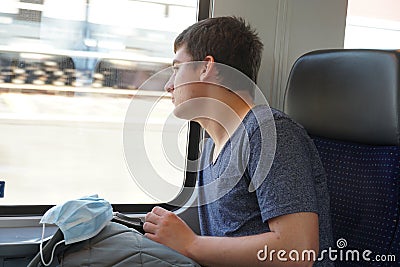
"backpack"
28,215,200,267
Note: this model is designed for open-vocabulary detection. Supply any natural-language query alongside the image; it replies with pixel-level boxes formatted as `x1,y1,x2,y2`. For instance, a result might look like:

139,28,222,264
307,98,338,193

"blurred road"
0,90,187,205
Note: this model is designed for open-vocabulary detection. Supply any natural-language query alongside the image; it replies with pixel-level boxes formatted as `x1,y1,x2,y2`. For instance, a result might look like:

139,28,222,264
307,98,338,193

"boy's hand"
144,206,197,257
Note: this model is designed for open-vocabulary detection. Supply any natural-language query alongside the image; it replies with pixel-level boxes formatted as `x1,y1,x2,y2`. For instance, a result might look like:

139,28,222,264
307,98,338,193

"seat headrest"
284,49,400,146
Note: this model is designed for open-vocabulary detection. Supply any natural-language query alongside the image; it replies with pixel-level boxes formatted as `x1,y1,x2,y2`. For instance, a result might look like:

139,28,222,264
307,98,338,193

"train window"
345,0,400,49
0,0,206,215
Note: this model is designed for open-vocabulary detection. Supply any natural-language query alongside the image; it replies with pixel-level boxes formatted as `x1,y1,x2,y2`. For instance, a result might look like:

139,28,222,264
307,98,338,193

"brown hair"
174,16,263,85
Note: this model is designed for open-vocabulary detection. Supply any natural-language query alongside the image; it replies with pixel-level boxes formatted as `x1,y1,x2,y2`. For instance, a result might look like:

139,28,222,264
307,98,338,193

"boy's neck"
197,95,253,162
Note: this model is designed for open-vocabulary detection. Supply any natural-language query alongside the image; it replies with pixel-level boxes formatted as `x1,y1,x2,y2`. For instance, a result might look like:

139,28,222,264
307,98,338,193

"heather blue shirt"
198,106,333,266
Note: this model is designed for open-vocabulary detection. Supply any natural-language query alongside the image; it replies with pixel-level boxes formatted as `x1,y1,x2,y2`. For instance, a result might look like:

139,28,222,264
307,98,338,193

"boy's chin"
172,103,202,121
172,105,189,120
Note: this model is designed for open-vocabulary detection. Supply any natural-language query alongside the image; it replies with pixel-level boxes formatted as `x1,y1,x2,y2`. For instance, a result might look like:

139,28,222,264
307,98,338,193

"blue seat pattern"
389,214,400,266
312,136,400,266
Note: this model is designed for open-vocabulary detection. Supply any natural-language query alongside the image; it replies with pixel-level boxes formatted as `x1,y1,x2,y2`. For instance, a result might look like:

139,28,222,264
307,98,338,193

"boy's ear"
199,55,215,81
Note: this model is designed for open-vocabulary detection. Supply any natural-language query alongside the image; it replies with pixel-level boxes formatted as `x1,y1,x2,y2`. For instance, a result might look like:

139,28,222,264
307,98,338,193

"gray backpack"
28,221,200,267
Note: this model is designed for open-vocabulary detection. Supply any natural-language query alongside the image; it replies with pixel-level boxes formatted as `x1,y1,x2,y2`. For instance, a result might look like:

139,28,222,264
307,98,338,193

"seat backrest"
284,49,400,266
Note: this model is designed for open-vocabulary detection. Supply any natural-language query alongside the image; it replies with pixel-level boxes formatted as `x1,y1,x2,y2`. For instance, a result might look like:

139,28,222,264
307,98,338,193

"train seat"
284,49,400,266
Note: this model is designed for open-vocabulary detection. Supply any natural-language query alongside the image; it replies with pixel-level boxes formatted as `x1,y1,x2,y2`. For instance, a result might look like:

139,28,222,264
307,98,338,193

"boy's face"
164,45,207,118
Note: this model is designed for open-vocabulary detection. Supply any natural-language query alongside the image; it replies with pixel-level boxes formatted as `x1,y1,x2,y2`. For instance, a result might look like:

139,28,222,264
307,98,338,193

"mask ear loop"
40,223,65,266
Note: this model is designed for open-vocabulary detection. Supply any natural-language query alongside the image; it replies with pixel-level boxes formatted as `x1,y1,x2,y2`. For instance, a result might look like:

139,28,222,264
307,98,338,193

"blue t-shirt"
198,105,333,265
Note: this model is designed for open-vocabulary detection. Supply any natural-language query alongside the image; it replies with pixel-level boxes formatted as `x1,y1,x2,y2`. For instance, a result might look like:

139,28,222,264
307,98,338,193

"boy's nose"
164,75,174,92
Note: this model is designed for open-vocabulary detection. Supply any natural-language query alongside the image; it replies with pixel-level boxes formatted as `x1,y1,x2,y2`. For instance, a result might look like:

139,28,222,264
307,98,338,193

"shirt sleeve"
247,116,319,223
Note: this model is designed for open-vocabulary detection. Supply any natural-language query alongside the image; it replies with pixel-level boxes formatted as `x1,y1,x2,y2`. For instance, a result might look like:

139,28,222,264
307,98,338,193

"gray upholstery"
284,49,400,146
284,49,400,266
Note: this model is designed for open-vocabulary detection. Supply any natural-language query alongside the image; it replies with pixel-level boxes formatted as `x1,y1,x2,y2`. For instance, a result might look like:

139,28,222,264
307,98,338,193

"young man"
143,16,333,266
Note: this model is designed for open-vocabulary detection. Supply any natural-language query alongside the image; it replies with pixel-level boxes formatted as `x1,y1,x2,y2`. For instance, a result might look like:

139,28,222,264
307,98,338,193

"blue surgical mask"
39,195,113,266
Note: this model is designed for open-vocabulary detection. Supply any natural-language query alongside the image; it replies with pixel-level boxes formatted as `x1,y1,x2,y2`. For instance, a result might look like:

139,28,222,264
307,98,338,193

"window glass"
0,0,198,206
345,0,400,49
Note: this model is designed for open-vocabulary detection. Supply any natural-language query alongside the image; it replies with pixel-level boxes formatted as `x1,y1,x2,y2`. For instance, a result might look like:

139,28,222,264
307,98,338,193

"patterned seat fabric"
313,136,400,266
284,49,400,266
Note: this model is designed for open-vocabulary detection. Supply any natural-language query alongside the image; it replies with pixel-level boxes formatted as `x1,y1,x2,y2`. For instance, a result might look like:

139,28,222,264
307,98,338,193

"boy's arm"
144,206,319,267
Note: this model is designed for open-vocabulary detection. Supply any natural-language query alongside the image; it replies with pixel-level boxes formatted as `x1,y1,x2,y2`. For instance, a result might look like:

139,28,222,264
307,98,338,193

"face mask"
39,195,113,266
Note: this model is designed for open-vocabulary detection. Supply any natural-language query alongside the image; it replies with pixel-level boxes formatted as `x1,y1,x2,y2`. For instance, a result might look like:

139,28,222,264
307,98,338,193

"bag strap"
112,212,145,234
27,229,69,267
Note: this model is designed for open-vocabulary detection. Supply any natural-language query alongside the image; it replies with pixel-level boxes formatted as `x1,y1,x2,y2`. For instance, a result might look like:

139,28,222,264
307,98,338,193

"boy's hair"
174,16,263,85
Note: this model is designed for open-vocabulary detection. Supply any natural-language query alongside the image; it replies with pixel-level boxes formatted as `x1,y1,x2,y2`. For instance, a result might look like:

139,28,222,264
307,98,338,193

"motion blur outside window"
345,0,400,49
0,0,198,206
